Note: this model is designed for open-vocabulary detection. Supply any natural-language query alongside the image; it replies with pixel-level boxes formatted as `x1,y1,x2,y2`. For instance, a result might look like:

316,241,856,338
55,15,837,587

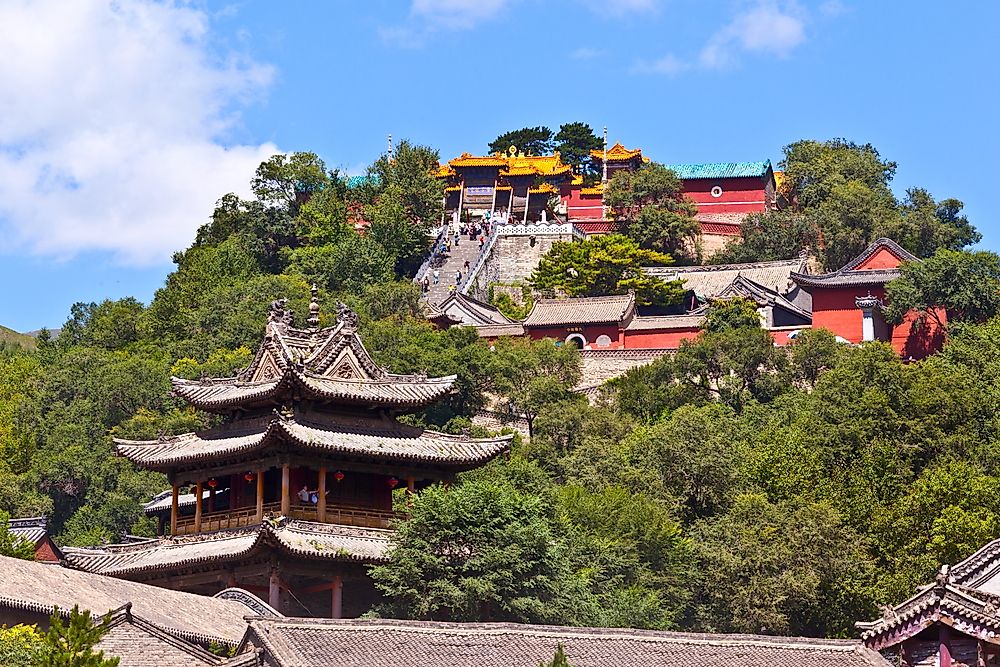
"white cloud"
0,0,278,265
699,1,806,69
635,0,807,75
571,47,605,60
410,0,512,29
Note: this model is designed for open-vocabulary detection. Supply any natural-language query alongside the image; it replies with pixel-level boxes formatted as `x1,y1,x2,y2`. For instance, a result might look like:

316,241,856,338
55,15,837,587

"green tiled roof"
664,160,772,180
344,174,379,188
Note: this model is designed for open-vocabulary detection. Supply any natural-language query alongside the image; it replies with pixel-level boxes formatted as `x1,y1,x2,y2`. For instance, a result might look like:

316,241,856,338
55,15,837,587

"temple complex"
63,292,512,618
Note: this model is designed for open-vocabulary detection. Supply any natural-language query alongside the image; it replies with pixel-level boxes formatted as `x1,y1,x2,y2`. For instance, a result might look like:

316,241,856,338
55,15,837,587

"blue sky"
0,0,997,332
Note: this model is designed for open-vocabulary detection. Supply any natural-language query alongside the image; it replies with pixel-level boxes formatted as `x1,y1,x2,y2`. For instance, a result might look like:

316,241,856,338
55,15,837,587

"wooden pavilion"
64,292,512,618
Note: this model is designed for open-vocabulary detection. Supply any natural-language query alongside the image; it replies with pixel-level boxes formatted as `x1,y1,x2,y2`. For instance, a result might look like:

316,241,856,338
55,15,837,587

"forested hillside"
2,139,999,639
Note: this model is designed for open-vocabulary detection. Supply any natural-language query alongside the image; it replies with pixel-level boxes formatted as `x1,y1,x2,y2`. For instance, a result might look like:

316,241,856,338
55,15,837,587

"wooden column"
281,464,290,516
331,575,343,619
208,486,215,513
406,476,416,508
269,568,281,610
256,470,264,522
507,187,514,217
522,189,530,223
170,484,179,536
194,482,203,533
318,467,327,523
489,180,498,214
940,625,952,667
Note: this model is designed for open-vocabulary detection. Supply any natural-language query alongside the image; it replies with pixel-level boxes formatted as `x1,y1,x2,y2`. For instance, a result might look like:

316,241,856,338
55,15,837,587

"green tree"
885,249,1000,332
553,122,602,176
0,510,35,560
251,152,330,211
41,606,119,667
704,297,760,332
789,328,842,388
710,211,816,264
885,188,979,259
539,645,571,667
0,624,48,667
492,338,582,438
369,481,572,624
603,164,700,260
529,235,683,307
488,126,554,156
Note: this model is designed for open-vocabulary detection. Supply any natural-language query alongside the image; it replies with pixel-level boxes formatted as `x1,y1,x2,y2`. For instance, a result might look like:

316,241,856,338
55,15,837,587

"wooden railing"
173,502,401,535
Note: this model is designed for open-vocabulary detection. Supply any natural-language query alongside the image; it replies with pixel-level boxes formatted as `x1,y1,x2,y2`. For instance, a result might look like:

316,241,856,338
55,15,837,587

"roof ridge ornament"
307,285,320,328
269,298,294,326
336,302,359,330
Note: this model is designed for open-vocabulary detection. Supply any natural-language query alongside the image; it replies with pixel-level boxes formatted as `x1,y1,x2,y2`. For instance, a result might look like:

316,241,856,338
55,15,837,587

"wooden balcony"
173,502,402,535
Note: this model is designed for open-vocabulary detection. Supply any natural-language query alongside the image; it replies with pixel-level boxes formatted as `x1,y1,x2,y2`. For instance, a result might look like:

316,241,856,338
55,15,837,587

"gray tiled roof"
115,415,512,470
7,516,48,545
645,256,808,299
240,618,890,667
791,238,916,289
172,370,456,412
474,323,527,337
524,294,635,327
63,520,393,577
431,292,514,326
0,554,256,646
625,314,705,331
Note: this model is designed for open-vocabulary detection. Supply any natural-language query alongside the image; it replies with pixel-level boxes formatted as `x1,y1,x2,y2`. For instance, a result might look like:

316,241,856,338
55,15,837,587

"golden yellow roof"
447,151,573,178
773,170,786,190
528,182,558,194
571,174,584,186
448,152,508,168
590,142,643,162
580,185,604,196
444,184,461,192
435,163,456,178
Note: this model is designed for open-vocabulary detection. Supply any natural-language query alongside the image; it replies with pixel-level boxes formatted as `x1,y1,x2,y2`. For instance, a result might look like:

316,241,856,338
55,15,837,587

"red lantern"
206,478,218,489
244,472,255,483
387,477,399,489
333,471,345,483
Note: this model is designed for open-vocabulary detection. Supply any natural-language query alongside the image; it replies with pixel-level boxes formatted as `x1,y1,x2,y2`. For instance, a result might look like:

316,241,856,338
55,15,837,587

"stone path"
423,234,486,306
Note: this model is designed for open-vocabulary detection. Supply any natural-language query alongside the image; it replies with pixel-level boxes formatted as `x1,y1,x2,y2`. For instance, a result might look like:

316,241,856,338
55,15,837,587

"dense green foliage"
0,510,36,559
0,624,48,667
604,163,700,261
488,122,602,176
529,235,684,307
2,137,998,642
713,139,979,269
488,126,555,157
42,606,118,667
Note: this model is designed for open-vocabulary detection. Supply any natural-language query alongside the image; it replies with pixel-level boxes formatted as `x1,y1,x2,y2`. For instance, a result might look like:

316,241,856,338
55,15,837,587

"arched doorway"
565,333,587,349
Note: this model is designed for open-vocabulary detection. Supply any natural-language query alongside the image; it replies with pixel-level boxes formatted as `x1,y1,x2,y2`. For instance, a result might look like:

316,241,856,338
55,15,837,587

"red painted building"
7,517,61,562
791,238,945,359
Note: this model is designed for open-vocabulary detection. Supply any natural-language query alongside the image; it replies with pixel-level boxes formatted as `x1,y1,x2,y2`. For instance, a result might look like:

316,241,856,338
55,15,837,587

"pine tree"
41,606,119,667
539,644,572,667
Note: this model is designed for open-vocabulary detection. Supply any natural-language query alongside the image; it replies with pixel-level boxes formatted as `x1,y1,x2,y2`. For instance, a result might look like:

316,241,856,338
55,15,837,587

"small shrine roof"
237,617,890,667
7,516,49,545
664,160,772,180
625,313,706,331
114,415,512,471
579,184,604,196
590,143,644,163
856,566,1000,651
528,182,558,194
0,554,257,647
790,238,916,289
434,163,456,178
62,520,393,579
523,294,635,327
718,275,812,322
448,152,508,167
474,323,527,338
446,151,572,177
429,292,513,327
646,256,808,299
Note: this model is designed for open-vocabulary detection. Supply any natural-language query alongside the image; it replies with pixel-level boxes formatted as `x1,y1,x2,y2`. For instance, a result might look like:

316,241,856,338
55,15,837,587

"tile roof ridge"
245,617,866,649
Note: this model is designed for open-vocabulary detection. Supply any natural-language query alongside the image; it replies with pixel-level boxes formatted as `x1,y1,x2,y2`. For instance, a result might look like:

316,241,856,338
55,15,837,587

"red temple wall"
855,247,906,270
526,323,624,348
623,327,700,349
681,177,769,214
34,538,61,563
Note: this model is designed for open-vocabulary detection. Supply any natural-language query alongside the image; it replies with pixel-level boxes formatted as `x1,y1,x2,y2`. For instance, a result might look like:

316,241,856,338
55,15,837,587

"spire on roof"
308,285,320,328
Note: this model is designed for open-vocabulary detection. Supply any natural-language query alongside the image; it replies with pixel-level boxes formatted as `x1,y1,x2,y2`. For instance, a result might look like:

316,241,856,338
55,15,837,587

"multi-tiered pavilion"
64,293,512,618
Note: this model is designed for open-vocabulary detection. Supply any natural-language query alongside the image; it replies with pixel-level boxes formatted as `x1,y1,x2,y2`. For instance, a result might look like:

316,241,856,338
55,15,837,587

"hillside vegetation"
0,325,35,350
0,139,997,639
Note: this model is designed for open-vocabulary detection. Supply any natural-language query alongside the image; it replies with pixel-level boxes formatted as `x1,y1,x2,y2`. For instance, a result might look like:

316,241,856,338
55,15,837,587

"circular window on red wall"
710,185,723,198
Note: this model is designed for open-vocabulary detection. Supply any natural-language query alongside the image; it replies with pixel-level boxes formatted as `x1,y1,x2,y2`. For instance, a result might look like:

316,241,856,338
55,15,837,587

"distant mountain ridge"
0,325,36,349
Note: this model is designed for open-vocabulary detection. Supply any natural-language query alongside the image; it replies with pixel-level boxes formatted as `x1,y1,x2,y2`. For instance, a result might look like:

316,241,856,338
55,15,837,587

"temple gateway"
63,291,512,618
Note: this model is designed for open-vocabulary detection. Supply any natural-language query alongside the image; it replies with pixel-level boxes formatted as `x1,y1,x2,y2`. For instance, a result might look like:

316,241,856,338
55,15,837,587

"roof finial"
387,133,393,159
308,285,320,328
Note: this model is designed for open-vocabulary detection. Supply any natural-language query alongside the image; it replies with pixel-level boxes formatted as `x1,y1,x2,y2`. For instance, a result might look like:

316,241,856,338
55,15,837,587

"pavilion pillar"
256,470,264,523
940,625,952,667
522,190,530,224
281,464,290,516
318,467,327,523
489,180,498,215
194,482,203,533
269,567,281,610
406,476,415,507
507,187,514,218
170,484,179,536
208,485,215,513
331,575,343,619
